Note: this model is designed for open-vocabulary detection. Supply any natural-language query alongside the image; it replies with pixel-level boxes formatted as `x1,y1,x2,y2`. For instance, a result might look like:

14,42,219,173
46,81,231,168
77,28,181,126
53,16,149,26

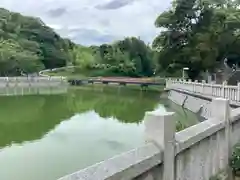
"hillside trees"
0,8,73,76
0,39,44,76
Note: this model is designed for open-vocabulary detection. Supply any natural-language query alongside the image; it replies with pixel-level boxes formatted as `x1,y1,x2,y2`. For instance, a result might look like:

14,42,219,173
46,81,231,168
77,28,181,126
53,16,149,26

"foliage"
231,143,240,173
71,45,95,68
0,39,44,76
153,0,240,80
86,37,156,77
0,8,73,76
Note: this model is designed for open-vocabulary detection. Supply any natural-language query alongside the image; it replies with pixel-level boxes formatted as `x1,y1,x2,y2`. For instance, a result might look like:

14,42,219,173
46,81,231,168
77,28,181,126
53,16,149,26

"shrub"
230,144,240,174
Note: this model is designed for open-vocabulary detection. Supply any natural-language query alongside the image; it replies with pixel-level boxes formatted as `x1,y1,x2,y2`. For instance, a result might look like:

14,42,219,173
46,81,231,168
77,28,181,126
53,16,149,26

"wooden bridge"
68,77,165,88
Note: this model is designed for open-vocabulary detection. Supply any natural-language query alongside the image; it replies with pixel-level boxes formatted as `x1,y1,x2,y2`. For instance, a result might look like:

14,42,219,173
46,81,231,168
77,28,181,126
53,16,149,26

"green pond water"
0,86,199,180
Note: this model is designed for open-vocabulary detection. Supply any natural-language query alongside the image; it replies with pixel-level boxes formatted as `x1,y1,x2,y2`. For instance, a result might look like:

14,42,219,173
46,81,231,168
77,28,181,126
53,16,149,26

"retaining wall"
168,89,212,119
167,88,240,119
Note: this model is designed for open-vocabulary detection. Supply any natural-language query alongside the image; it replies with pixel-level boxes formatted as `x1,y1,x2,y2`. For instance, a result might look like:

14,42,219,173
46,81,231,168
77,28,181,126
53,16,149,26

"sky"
0,0,172,46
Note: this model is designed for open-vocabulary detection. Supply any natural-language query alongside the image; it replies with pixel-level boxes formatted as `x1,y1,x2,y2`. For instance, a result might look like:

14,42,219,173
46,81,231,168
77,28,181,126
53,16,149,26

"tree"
0,39,43,76
0,8,73,75
90,37,155,77
72,45,95,68
153,0,240,80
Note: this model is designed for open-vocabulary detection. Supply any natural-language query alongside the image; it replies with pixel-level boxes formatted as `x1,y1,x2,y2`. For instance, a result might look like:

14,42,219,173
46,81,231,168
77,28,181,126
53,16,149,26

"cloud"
95,0,136,10
0,0,172,45
47,7,67,18
60,27,120,46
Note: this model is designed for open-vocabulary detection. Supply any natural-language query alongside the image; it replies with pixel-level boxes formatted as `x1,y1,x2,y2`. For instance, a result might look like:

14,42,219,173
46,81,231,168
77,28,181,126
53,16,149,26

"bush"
231,144,240,174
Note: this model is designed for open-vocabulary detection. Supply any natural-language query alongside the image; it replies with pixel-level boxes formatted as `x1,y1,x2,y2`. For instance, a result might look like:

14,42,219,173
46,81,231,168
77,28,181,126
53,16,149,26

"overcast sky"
0,0,171,46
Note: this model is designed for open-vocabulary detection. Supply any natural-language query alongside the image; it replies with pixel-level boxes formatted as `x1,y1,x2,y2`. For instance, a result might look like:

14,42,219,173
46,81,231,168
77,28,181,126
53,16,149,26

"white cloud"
0,0,172,45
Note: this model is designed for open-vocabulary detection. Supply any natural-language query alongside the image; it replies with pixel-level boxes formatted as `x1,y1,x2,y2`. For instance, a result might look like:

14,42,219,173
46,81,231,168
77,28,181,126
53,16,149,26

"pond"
0,86,199,180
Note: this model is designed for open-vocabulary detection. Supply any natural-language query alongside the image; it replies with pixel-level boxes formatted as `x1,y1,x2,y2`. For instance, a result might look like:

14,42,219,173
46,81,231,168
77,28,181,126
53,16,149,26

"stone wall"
230,109,240,146
175,119,227,180
168,89,212,119
168,89,239,119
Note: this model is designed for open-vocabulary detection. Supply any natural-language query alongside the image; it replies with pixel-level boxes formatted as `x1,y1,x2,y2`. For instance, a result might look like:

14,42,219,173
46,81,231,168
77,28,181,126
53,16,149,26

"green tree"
153,0,240,80
0,39,43,76
0,8,73,75
90,37,155,77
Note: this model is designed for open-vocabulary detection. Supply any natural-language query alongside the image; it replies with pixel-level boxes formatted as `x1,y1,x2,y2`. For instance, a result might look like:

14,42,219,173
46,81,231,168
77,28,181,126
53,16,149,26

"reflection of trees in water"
67,88,160,124
0,95,73,147
0,88,160,147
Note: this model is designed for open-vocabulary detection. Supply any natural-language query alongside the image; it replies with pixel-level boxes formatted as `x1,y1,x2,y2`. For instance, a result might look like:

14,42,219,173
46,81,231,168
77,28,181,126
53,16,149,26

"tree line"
1,0,240,79
71,37,156,77
0,8,74,76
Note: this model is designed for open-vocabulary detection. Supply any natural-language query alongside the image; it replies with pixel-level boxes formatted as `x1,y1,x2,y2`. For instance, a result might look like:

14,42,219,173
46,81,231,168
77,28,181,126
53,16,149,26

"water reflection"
0,86,198,148
0,95,73,147
66,87,160,123
0,86,199,180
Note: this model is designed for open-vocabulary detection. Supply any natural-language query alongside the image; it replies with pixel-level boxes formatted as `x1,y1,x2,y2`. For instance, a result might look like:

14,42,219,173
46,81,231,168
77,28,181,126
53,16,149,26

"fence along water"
166,79,240,102
0,76,67,96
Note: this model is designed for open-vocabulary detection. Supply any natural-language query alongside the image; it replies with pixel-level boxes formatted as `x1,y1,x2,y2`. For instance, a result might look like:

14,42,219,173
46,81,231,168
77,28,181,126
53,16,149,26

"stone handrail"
59,143,162,180
166,79,240,102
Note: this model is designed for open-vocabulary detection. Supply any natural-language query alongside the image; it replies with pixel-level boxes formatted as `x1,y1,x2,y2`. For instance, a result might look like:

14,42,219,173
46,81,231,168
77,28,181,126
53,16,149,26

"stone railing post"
202,80,206,94
194,80,198,92
5,77,9,88
61,76,65,85
211,98,231,179
188,79,192,91
237,82,240,101
178,79,182,89
166,78,171,89
144,111,175,180
48,76,52,88
210,82,213,96
222,81,227,98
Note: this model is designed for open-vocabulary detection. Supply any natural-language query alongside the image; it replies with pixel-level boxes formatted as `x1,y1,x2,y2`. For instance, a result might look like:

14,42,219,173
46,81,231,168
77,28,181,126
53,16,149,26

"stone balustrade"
0,76,67,88
0,76,68,96
166,79,240,102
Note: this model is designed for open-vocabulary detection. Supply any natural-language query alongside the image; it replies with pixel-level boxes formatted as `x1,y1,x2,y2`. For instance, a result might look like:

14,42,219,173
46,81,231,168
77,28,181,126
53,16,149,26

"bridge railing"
166,79,240,102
